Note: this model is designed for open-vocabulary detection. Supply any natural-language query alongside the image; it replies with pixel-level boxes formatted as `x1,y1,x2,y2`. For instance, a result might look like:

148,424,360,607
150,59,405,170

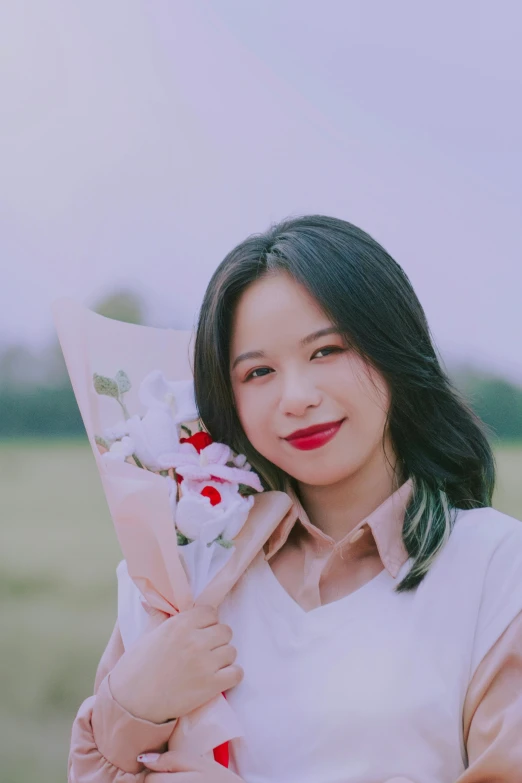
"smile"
284,419,345,451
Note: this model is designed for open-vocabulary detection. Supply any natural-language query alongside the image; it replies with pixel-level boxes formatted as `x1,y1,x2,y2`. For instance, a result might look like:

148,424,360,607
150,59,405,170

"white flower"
158,441,263,492
139,370,198,424
232,453,251,470
126,410,181,471
100,372,197,472
102,436,135,462
176,479,254,545
103,420,131,443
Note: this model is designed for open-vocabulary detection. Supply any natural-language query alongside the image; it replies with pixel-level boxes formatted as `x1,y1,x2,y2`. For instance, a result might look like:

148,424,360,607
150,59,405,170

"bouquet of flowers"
94,366,264,600
52,298,294,766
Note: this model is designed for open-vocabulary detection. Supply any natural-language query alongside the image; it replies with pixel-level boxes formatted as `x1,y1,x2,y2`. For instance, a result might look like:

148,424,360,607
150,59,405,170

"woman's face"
229,271,395,487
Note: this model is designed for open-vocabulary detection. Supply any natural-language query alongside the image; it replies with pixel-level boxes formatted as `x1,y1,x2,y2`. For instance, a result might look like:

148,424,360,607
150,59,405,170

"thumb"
138,750,205,773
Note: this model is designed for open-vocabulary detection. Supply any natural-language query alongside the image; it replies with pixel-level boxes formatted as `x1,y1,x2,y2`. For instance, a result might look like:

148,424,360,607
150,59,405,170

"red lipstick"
284,418,345,451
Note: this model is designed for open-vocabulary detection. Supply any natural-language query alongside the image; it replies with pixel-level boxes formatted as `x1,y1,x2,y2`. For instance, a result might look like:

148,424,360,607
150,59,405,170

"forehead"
230,272,328,346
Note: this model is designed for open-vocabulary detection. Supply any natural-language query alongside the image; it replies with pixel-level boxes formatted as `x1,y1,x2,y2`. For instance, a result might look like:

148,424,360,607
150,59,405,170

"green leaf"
176,530,192,546
94,434,110,449
93,373,120,398
238,483,258,497
115,370,131,394
180,424,192,437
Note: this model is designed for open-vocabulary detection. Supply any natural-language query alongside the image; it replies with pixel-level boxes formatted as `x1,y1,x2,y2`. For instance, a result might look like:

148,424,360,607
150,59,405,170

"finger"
198,622,233,650
214,663,244,690
139,750,206,773
188,604,219,629
211,643,237,671
143,606,171,631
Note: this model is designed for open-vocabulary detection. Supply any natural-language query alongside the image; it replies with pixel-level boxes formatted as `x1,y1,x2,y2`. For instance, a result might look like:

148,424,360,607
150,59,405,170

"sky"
1,0,521,382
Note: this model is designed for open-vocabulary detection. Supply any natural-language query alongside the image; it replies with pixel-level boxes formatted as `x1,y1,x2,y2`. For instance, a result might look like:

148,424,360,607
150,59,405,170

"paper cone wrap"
52,297,294,757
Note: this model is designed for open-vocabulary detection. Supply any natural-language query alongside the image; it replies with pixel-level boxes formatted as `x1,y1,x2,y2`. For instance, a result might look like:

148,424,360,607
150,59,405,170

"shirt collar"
264,476,413,578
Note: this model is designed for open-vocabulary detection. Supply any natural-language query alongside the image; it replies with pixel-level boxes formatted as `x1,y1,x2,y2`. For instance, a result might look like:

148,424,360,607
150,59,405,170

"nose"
278,370,322,417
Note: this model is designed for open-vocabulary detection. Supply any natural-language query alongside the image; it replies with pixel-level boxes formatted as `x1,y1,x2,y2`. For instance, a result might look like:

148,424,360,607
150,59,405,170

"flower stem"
116,397,130,420
209,535,234,549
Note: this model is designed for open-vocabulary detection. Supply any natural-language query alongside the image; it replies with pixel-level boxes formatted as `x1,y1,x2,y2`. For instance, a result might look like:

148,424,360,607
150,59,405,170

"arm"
455,609,522,782
68,615,177,782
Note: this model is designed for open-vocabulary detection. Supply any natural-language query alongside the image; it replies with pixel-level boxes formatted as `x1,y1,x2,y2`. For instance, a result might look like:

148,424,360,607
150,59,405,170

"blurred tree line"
0,290,145,437
0,289,521,442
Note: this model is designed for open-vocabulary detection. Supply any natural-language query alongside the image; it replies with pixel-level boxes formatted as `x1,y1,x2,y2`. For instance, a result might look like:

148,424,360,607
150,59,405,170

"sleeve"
68,612,177,781
469,522,522,675
455,609,522,782
116,559,153,652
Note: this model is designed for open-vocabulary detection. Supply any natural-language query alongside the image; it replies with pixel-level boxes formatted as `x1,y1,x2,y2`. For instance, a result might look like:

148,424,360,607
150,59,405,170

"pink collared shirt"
262,477,522,780
264,477,413,612
68,479,522,781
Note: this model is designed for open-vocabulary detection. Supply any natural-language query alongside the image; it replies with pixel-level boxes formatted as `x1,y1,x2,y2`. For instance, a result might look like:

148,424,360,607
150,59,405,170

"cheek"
232,385,270,449
351,377,390,438
337,361,390,433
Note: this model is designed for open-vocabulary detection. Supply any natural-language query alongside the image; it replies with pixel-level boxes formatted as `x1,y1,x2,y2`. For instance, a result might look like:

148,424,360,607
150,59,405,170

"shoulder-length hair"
193,214,495,591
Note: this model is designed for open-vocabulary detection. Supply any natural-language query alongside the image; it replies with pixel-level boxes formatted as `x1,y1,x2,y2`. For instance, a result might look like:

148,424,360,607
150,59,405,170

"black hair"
193,214,495,591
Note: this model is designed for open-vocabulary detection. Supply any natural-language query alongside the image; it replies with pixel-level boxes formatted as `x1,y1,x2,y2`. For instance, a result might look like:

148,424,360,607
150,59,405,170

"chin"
284,464,353,488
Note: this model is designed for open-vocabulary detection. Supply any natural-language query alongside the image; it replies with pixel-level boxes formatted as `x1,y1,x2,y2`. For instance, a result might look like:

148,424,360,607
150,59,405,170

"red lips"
283,419,345,451
284,419,345,441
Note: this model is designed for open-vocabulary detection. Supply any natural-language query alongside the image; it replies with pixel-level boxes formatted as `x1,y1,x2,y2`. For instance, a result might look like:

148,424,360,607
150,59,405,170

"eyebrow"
231,326,342,371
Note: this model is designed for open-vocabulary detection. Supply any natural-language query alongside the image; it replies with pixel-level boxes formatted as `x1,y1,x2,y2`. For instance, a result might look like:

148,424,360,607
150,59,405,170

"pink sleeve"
68,618,177,782
455,609,522,782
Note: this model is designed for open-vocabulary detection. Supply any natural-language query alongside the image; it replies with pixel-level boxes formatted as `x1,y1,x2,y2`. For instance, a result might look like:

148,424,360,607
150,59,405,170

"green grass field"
1,438,521,783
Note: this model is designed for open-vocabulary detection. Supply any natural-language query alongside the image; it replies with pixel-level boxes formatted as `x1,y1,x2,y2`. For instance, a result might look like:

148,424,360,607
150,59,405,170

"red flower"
200,485,222,506
179,431,213,453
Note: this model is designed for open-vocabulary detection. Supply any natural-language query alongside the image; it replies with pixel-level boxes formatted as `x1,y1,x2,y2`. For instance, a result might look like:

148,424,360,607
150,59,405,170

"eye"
313,345,344,359
244,366,273,381
244,346,343,381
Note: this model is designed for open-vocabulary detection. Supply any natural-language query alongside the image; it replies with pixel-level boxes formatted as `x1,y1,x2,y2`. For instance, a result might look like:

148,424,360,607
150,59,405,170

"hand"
139,749,245,783
109,604,244,723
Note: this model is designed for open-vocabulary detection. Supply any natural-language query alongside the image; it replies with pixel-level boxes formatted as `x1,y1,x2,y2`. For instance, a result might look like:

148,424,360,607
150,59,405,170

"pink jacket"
68,614,179,781
69,479,522,781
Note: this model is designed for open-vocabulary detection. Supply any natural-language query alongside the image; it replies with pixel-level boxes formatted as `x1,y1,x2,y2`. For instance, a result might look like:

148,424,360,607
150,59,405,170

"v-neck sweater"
218,504,522,783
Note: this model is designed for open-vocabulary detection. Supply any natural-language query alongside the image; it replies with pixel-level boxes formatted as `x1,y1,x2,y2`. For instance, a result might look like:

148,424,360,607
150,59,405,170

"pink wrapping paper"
52,297,294,756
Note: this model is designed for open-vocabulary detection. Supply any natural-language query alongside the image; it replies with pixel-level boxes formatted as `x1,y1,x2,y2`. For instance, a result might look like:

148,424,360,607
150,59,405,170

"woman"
68,215,522,782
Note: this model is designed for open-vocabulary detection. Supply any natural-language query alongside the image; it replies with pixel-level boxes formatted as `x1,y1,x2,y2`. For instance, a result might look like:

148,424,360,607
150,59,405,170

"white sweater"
217,506,522,783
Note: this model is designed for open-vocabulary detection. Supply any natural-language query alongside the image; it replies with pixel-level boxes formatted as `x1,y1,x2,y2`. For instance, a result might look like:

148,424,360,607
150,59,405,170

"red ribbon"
212,691,229,767
213,741,229,767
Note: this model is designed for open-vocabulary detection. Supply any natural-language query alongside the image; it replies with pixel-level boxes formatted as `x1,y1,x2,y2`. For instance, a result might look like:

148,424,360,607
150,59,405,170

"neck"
294,442,404,542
